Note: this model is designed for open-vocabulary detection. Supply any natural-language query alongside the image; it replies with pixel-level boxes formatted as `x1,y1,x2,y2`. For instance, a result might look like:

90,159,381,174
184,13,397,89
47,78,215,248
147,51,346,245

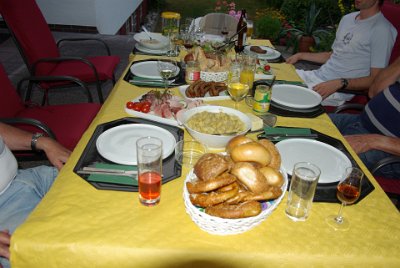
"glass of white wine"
157,60,177,91
227,63,250,110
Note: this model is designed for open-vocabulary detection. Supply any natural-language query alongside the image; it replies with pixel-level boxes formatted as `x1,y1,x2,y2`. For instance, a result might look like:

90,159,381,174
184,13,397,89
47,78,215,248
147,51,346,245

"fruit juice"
139,171,162,204
240,69,255,89
227,82,250,101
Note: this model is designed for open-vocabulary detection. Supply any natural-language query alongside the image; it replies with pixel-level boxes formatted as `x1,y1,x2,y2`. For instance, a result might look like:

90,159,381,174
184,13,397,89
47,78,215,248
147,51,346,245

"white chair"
198,13,238,37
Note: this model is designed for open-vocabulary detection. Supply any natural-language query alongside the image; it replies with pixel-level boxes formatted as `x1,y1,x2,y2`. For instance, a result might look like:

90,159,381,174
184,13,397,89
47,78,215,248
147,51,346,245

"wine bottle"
235,9,247,53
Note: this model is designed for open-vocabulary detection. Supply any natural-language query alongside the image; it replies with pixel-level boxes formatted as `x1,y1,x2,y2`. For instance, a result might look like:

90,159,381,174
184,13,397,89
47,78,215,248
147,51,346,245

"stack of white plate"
133,32,169,55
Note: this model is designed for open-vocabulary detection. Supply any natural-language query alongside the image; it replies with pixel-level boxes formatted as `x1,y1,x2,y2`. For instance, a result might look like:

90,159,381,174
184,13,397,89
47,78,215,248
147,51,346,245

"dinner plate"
133,32,169,49
272,84,322,109
96,124,176,165
134,43,169,55
130,61,180,79
178,85,230,101
275,138,352,184
244,45,281,61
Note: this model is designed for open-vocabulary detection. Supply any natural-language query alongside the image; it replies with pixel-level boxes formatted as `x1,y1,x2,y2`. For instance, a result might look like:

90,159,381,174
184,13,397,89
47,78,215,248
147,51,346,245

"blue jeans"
0,165,57,268
329,113,400,179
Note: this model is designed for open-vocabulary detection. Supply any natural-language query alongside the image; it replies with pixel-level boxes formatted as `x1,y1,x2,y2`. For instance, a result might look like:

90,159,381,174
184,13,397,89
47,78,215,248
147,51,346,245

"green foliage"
255,15,282,41
263,0,283,9
281,0,341,27
311,27,336,52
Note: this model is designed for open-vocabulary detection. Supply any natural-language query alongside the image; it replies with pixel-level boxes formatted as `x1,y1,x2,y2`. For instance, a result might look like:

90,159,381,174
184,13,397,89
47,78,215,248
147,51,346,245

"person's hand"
285,53,303,65
313,79,342,99
0,230,10,260
37,137,71,170
344,134,376,154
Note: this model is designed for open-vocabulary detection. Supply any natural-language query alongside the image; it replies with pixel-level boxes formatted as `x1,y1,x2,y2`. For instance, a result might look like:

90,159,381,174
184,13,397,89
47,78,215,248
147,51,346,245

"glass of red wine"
326,167,363,231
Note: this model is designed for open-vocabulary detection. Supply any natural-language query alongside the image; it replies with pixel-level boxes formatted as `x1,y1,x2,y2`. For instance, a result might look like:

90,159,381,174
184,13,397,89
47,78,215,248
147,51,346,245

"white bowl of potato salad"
182,106,251,149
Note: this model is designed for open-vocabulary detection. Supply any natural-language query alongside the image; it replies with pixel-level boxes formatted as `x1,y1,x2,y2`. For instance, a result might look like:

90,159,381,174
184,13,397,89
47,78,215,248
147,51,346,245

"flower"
214,1,241,20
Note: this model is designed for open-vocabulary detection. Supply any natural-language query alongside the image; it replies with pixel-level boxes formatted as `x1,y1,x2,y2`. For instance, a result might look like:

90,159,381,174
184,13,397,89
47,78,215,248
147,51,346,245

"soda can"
252,85,271,114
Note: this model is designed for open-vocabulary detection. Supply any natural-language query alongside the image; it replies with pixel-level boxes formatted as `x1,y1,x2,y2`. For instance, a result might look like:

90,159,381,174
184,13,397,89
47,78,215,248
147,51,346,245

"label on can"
252,86,271,114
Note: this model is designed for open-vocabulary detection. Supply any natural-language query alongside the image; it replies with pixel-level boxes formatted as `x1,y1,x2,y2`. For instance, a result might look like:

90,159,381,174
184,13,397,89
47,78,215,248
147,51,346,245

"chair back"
199,13,238,37
0,0,60,75
0,65,25,118
382,1,400,64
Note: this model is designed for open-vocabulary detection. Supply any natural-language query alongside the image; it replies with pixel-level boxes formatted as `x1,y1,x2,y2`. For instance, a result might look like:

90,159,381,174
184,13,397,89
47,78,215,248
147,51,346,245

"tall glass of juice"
136,136,163,206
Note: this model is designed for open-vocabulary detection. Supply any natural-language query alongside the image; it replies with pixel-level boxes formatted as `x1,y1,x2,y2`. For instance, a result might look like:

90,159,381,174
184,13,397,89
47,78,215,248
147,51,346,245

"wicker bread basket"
183,168,288,235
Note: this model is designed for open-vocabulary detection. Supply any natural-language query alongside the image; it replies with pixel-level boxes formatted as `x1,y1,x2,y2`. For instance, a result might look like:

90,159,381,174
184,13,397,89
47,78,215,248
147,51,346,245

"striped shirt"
361,82,400,137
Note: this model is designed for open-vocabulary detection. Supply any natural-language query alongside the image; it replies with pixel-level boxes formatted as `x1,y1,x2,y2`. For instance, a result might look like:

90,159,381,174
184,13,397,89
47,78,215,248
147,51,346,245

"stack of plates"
130,60,180,80
270,84,324,117
133,32,169,55
134,43,169,55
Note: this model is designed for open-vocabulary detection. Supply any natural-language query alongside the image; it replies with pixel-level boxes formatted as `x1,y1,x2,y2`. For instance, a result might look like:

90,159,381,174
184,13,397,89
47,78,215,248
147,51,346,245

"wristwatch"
340,78,349,90
31,133,44,151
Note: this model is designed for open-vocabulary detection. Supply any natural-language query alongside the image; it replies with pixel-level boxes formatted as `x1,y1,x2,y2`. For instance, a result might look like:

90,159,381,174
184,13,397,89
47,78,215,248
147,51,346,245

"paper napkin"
87,163,138,186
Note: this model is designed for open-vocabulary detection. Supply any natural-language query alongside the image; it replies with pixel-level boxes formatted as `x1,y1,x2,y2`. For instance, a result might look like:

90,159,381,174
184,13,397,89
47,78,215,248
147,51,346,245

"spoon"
141,26,153,40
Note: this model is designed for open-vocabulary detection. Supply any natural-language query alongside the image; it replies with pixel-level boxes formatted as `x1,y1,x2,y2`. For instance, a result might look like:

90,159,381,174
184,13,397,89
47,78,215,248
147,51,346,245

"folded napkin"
129,76,165,87
259,127,313,142
272,79,308,88
87,163,138,186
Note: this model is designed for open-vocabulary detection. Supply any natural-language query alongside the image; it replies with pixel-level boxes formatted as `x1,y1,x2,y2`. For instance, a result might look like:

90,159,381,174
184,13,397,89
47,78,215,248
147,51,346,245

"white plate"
272,84,322,109
178,85,230,101
275,139,352,184
133,32,169,49
135,43,169,55
244,45,281,60
96,124,176,165
130,61,180,79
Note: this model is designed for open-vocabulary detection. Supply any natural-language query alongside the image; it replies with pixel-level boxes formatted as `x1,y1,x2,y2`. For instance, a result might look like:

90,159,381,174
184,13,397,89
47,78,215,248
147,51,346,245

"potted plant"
282,2,328,52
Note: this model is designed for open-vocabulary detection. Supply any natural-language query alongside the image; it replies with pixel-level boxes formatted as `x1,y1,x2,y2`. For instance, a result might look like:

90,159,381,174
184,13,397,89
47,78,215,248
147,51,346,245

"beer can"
252,85,271,114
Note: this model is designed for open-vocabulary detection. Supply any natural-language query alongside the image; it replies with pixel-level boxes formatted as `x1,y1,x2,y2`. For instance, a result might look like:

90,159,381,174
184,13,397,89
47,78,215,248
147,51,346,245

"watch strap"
340,78,349,90
31,133,44,151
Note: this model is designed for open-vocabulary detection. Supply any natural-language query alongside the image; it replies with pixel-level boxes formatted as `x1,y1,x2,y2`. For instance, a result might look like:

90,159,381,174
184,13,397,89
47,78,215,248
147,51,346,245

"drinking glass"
157,60,177,91
136,136,163,206
227,62,250,110
326,167,364,231
166,31,179,57
246,20,254,44
239,54,257,90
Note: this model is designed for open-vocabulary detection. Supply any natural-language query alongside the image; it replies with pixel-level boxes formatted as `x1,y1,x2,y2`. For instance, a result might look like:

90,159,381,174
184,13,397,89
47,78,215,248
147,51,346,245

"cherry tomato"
126,101,135,110
264,65,271,71
142,101,151,109
141,105,150,113
132,102,143,111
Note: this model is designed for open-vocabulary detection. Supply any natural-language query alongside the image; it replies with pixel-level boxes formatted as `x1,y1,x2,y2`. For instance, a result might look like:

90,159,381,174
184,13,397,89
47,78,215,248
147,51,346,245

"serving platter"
73,117,184,192
178,85,230,101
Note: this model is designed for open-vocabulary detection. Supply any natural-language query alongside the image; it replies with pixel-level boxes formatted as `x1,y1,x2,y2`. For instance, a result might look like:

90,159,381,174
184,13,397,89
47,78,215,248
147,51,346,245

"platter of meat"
179,80,230,101
125,89,203,127
244,45,281,61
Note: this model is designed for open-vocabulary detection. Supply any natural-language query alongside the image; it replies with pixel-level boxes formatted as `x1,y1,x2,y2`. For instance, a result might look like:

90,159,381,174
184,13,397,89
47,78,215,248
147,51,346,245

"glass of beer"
246,20,254,44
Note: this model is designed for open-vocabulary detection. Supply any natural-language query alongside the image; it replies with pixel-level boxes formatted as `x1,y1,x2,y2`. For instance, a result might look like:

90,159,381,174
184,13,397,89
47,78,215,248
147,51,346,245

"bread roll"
231,162,270,194
230,142,271,167
226,135,253,154
259,166,284,187
258,139,281,169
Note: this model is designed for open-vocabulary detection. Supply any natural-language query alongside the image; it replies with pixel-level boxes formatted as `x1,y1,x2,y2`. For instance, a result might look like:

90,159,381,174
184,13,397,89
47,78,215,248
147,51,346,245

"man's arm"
313,67,382,99
0,123,71,170
369,56,400,98
345,134,400,156
286,51,332,65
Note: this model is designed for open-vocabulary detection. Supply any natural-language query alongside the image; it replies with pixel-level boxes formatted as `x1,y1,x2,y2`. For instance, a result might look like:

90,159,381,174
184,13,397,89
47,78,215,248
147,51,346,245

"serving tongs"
77,167,137,178
213,25,248,52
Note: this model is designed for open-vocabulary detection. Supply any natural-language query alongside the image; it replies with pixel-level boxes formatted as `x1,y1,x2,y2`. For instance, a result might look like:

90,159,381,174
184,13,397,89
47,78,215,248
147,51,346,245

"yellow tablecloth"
10,40,400,267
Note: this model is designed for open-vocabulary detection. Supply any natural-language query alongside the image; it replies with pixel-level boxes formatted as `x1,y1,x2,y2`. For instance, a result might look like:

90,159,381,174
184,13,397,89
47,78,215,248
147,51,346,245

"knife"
262,133,319,140
77,167,137,178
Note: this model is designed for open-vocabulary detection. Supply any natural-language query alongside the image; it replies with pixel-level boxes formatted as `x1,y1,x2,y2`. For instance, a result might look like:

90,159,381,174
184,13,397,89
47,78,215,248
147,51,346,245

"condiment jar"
252,84,271,114
185,61,200,84
161,12,181,36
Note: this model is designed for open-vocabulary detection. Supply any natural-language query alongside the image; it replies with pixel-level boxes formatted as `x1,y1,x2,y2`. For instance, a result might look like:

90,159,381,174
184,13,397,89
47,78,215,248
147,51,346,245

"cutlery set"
77,166,137,178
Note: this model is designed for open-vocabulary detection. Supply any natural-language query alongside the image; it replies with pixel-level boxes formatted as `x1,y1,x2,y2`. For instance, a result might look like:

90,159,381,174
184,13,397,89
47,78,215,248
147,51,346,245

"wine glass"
157,60,177,92
326,167,364,231
227,63,250,110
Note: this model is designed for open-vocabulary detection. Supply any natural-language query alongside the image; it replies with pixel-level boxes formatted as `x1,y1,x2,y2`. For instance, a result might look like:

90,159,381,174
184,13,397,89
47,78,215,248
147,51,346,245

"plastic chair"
0,0,120,104
0,63,100,155
199,13,238,37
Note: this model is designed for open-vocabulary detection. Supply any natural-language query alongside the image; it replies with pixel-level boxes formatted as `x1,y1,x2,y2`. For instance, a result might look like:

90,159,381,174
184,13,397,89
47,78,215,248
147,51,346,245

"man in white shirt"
286,0,397,106
0,123,70,268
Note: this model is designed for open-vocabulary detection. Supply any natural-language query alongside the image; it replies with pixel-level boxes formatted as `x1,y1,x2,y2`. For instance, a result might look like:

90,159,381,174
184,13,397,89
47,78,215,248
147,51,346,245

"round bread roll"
230,142,271,167
257,139,281,170
230,162,270,194
259,166,284,188
226,135,253,154
194,153,230,181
